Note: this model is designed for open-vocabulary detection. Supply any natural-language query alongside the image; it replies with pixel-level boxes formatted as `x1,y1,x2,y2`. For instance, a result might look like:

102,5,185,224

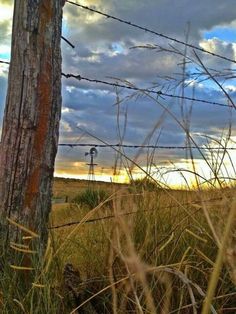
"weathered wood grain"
0,0,64,249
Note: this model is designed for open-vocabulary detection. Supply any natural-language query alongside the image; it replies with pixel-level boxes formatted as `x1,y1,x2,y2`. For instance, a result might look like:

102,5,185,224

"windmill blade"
90,147,98,157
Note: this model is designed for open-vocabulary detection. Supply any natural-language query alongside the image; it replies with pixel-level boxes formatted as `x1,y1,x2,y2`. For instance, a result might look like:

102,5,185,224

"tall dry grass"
1,170,236,313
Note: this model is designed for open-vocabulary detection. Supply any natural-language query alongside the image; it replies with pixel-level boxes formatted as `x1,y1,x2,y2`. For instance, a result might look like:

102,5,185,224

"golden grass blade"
178,246,191,270
185,229,207,243
13,299,27,313
202,203,236,314
7,218,39,238
32,283,45,288
159,232,174,252
195,248,214,266
10,244,36,254
10,242,29,249
22,236,33,240
10,265,34,271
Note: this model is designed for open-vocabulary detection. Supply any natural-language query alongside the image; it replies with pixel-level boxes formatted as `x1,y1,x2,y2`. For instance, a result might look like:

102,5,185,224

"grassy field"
52,177,128,201
49,178,236,313
1,177,236,313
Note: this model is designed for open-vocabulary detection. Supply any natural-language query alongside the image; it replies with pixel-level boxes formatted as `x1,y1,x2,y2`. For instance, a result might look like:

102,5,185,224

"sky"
0,0,236,187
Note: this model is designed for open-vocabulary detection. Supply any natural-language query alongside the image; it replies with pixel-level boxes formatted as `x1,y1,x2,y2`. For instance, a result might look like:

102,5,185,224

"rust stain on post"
24,2,53,212
24,55,52,210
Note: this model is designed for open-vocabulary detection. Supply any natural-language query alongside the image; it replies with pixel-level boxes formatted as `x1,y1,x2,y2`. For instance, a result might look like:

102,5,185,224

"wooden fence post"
0,0,64,251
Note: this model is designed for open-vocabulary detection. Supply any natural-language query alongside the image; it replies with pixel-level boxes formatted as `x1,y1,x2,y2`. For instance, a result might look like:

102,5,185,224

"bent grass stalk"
6,217,39,238
202,202,236,314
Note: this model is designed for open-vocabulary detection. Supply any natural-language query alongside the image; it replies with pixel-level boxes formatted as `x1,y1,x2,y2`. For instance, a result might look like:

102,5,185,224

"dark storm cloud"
64,0,236,43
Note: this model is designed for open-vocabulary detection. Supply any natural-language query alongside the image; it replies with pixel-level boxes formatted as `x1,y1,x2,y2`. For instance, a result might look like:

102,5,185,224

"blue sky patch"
204,26,236,43
111,42,125,54
0,52,10,60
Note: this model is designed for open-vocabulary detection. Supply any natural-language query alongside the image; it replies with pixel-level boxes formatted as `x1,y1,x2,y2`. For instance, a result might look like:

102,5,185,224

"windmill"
85,147,98,182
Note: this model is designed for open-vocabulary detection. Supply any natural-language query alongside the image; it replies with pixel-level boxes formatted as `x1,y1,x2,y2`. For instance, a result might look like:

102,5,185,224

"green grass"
73,187,111,209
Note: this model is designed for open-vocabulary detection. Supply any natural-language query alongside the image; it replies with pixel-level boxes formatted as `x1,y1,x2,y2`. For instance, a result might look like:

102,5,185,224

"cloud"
59,79,236,165
198,37,235,70
0,20,11,42
0,18,12,60
1,0,236,182
64,0,236,42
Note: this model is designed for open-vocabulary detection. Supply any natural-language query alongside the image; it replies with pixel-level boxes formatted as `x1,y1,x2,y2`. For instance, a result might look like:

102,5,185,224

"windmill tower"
85,147,98,182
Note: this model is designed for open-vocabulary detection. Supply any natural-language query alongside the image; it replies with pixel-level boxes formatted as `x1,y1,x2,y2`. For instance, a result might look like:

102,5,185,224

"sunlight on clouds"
64,0,110,24
76,0,103,6
55,148,236,187
0,2,13,21
130,142,236,189
85,54,101,62
0,2,13,60
62,107,71,113
198,36,235,74
66,86,76,93
55,134,236,188
199,38,228,53
131,162,202,189
55,166,129,183
233,43,236,61
199,37,235,68
55,161,87,177
225,85,236,92
73,161,85,168
60,120,73,132
0,64,8,76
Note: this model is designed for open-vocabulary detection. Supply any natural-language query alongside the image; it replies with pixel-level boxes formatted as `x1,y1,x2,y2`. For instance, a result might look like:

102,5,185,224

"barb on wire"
49,196,228,229
66,0,236,65
58,143,236,150
62,73,232,108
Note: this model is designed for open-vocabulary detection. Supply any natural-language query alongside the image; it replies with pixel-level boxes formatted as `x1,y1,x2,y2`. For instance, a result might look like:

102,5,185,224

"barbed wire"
62,73,232,108
1,66,232,109
58,143,236,150
0,60,10,65
61,35,75,49
49,195,228,229
66,0,236,65
1,66,234,109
